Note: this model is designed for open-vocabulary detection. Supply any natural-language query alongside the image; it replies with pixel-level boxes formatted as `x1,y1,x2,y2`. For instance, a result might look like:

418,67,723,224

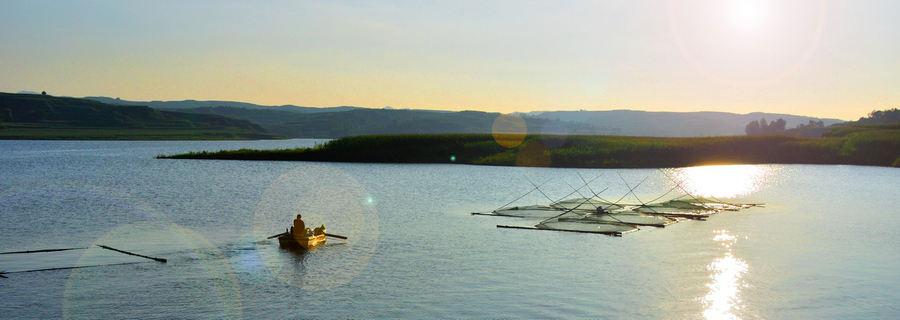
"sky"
1,1,898,120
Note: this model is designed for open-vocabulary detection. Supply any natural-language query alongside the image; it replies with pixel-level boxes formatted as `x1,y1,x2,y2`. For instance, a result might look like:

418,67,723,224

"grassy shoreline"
159,125,900,168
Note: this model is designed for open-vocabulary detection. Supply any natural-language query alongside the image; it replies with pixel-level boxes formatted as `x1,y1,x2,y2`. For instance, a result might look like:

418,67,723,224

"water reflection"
702,230,748,320
674,165,773,198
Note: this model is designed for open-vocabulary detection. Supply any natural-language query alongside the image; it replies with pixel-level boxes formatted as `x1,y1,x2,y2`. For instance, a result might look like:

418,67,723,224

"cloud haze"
2,0,898,120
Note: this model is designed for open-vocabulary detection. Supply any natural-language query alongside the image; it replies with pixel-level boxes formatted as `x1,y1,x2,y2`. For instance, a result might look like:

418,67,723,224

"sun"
729,0,767,29
668,0,826,86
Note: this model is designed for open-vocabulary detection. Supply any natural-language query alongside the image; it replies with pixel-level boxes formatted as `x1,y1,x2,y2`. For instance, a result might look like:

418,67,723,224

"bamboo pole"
1,262,145,276
96,245,166,263
496,225,624,236
0,247,88,255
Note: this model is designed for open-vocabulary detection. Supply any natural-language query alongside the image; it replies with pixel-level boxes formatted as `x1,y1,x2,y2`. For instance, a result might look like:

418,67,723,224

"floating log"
0,247,88,255
96,245,167,263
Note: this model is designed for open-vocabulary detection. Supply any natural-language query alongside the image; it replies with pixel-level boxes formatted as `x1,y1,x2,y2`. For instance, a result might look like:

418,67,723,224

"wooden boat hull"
278,233,326,250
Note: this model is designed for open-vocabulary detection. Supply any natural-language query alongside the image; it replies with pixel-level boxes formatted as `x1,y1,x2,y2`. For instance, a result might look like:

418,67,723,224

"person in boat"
293,214,311,237
293,214,305,231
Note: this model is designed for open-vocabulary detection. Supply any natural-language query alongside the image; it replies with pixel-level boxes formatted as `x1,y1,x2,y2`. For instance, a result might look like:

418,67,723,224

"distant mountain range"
83,96,845,138
5,92,846,139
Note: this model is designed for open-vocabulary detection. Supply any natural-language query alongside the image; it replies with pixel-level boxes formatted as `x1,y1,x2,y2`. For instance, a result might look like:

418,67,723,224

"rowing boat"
278,232,326,250
277,214,328,250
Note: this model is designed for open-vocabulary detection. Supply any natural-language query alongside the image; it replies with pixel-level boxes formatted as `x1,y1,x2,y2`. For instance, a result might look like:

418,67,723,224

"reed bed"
160,127,900,168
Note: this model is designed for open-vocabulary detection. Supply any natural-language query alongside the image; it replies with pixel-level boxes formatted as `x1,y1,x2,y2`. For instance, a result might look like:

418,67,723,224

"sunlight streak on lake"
674,165,773,198
702,230,748,320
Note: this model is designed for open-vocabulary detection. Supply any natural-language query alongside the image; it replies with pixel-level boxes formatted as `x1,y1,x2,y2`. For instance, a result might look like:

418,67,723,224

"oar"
325,233,347,240
267,232,288,239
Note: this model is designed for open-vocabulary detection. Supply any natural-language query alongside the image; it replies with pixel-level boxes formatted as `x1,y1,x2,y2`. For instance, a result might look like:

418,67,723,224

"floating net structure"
474,172,762,237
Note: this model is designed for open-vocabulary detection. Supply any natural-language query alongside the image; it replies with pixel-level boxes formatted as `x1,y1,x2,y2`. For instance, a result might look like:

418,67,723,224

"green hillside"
0,93,283,140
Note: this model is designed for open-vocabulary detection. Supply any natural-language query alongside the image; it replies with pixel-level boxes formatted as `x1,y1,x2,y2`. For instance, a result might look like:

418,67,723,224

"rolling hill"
0,92,283,140
87,96,845,138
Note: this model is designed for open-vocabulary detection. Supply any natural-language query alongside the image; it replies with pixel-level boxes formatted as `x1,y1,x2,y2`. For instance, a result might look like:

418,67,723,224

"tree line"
745,108,900,136
745,118,789,135
857,108,900,124
744,118,827,136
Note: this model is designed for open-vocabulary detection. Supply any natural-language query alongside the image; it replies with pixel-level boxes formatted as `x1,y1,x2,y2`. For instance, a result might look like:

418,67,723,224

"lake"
1,139,899,319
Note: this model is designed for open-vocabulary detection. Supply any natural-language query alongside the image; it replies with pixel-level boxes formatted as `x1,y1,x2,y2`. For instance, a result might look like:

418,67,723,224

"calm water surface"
1,140,899,319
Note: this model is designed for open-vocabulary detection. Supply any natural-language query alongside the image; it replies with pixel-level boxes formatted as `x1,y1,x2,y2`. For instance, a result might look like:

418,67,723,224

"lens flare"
492,114,527,148
253,164,379,290
515,141,551,167
64,222,243,319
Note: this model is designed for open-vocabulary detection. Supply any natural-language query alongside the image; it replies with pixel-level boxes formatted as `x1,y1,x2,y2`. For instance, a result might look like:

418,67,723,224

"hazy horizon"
2,1,898,121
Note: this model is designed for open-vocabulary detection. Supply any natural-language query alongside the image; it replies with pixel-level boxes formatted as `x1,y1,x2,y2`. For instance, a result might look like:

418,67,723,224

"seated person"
292,214,306,237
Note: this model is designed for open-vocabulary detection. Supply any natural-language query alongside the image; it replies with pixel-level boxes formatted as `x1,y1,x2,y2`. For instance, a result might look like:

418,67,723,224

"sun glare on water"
674,165,773,199
702,230,748,320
